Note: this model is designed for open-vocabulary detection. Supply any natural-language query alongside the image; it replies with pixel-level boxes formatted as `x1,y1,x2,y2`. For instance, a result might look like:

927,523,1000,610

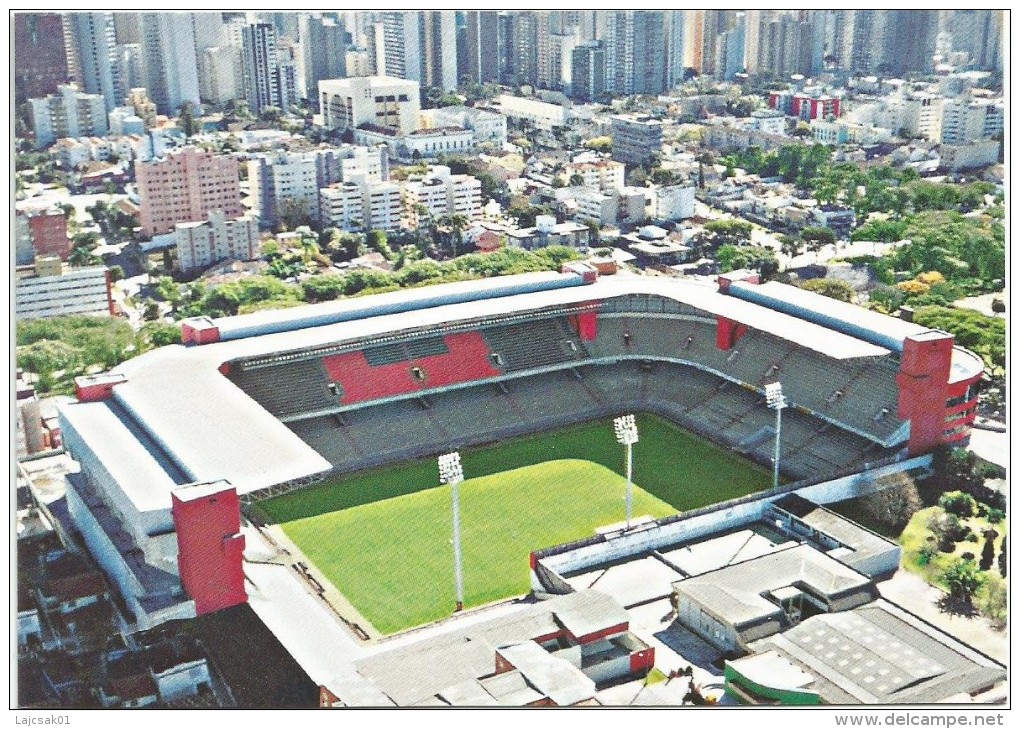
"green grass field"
260,412,773,635
259,413,772,523
282,460,676,634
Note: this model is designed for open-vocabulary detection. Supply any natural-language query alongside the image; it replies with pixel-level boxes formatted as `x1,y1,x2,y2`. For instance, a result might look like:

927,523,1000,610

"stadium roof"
112,346,332,495
60,400,186,513
728,280,932,352
83,273,917,506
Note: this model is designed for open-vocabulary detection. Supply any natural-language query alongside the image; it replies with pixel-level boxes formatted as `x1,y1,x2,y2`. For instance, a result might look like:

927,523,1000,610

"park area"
257,413,773,634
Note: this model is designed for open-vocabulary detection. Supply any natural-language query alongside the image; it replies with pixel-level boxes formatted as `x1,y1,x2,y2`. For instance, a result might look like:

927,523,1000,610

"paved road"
968,427,1008,468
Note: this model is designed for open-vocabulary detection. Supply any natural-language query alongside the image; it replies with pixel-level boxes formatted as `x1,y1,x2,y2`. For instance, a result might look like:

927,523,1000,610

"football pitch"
281,460,675,634
258,413,773,634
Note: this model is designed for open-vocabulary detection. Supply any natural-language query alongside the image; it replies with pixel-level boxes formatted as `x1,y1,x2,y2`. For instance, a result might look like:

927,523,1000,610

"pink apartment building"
137,147,243,237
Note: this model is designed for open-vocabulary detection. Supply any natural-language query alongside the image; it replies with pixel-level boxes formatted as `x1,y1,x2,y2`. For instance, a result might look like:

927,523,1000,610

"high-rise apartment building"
611,114,664,167
320,179,403,232
29,84,109,149
199,46,243,105
380,11,420,81
240,23,281,115
63,12,121,112
248,147,387,229
139,12,201,115
462,11,501,84
571,42,606,102
301,15,348,101
14,13,69,104
404,166,482,226
421,11,458,91
137,147,242,237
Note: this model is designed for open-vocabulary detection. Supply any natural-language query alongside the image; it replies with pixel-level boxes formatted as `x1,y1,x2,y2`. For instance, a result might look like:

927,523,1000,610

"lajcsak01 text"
15,717,71,725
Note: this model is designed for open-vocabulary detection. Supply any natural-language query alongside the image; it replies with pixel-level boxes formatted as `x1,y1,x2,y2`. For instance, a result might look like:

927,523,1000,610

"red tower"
172,481,247,615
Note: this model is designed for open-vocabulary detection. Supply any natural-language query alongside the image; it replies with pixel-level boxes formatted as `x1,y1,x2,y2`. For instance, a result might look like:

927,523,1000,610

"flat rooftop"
771,495,899,574
673,544,874,629
751,600,1006,704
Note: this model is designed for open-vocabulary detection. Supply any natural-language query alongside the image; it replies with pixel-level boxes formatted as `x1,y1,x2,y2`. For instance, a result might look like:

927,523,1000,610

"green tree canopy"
800,278,855,302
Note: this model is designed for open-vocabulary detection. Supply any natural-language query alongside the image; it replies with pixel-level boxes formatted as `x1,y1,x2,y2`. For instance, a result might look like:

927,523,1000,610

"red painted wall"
897,333,954,455
574,622,629,645
182,322,220,345
322,332,501,404
577,311,599,341
715,317,748,350
629,647,656,674
172,484,247,616
74,375,126,402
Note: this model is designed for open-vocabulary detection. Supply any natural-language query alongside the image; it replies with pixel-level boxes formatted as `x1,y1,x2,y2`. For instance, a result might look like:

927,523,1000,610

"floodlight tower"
765,382,787,491
438,451,465,612
614,414,639,529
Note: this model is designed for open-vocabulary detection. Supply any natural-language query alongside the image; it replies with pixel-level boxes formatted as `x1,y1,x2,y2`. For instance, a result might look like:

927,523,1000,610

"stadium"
58,266,984,650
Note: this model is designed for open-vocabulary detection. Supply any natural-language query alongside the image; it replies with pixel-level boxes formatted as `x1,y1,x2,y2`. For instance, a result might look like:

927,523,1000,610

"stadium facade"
59,268,984,630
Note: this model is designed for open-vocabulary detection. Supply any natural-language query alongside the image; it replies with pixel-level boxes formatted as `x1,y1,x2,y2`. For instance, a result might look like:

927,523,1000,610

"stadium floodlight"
438,452,465,612
765,383,787,491
614,415,639,529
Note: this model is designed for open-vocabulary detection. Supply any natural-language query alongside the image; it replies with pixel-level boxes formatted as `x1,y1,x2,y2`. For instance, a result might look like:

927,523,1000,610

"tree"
800,278,855,303
143,301,162,321
178,102,200,137
279,198,314,231
366,229,393,260
259,105,284,124
108,265,125,283
584,136,613,153
979,529,998,571
998,534,1006,577
69,246,101,267
859,473,922,531
868,285,905,314
941,557,985,603
568,173,585,187
912,306,1005,372
779,235,803,260
140,321,182,348
801,226,836,250
439,213,468,258
939,491,977,518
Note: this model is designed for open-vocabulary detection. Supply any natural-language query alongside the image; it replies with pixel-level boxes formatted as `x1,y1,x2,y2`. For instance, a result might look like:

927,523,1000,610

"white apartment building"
199,46,242,105
492,94,568,129
249,146,389,229
29,84,109,149
941,99,1004,145
320,179,403,232
318,75,421,136
107,107,145,136
653,184,696,221
174,210,261,273
403,166,482,226
562,160,626,192
574,190,619,227
747,109,787,136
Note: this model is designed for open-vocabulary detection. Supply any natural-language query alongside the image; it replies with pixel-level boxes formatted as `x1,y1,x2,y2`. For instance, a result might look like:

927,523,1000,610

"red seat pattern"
322,332,502,404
